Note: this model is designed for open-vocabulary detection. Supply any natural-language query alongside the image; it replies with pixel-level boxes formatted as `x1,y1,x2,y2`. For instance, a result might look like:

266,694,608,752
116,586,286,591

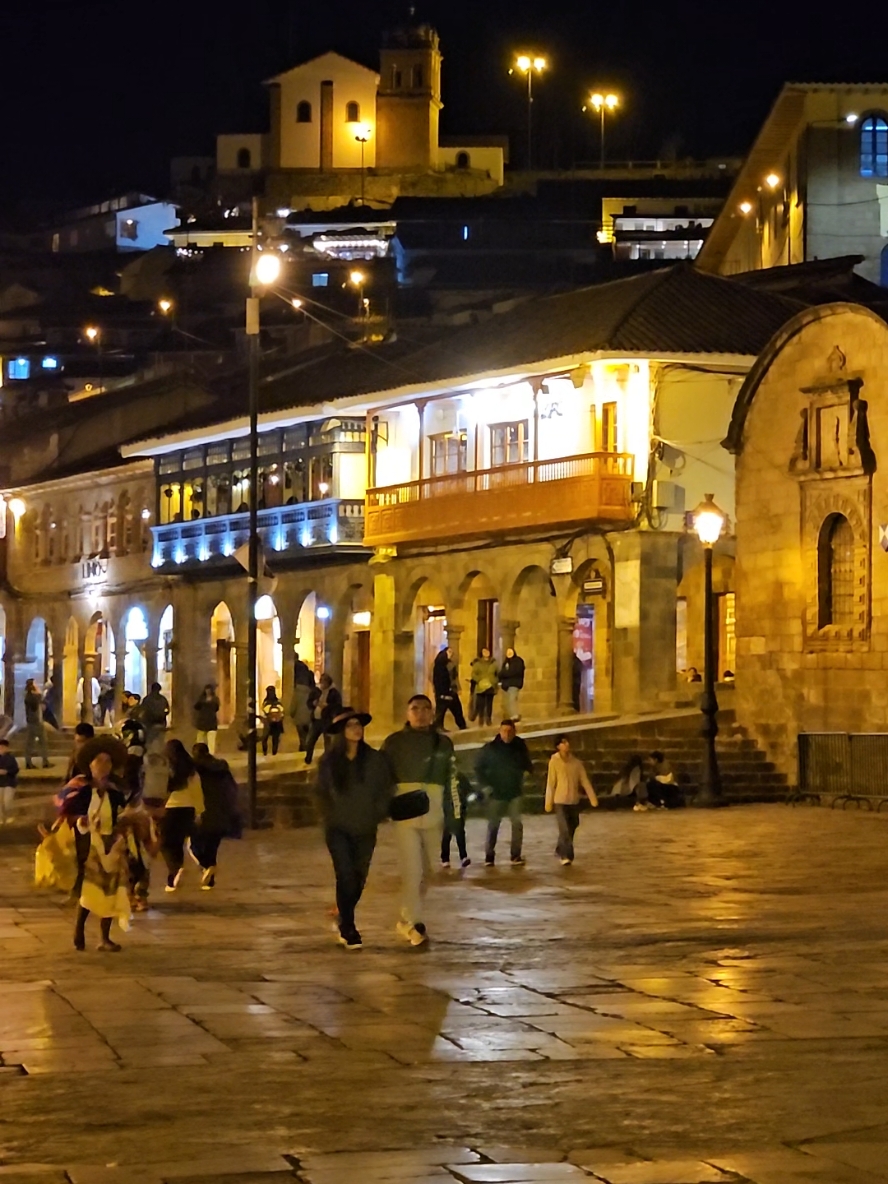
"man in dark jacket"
141,683,170,750
291,654,316,750
304,674,342,765
476,719,533,866
0,738,19,824
24,678,51,769
432,647,467,731
193,684,221,753
190,743,241,889
382,694,461,947
499,648,526,722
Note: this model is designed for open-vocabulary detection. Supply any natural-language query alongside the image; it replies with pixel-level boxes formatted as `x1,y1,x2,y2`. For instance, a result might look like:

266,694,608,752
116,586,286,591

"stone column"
500,618,520,653
610,531,680,715
277,606,298,716
368,566,418,733
445,623,464,666
557,616,577,716
234,615,249,729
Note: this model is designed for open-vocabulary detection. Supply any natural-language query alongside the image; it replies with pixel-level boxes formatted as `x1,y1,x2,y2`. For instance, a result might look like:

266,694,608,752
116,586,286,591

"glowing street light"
739,200,753,215
158,298,173,315
764,172,781,190
291,298,303,310
584,92,620,167
84,325,99,342
691,493,727,806
254,251,282,287
510,52,547,168
354,122,372,204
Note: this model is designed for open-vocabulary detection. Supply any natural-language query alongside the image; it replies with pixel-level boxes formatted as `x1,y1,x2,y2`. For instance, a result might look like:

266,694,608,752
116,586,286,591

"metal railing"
796,732,888,809
368,452,634,508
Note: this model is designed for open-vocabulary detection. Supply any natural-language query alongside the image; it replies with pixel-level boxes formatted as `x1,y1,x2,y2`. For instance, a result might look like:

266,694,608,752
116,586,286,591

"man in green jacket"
382,694,461,947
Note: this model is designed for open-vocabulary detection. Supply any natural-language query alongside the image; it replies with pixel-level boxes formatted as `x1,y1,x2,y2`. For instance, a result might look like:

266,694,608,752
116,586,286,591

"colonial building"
216,23,507,210
698,83,888,286
725,301,888,779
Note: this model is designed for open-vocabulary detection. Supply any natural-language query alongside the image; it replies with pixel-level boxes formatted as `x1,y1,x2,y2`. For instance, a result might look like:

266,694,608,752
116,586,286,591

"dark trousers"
486,796,524,861
304,720,328,764
441,818,468,863
435,695,467,731
262,722,283,756
554,803,581,861
161,807,196,878
72,826,91,898
475,690,495,726
75,907,112,945
325,828,377,935
647,779,682,808
191,828,224,870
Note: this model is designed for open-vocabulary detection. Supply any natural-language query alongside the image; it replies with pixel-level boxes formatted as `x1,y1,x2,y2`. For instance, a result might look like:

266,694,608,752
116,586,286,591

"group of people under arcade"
432,644,526,730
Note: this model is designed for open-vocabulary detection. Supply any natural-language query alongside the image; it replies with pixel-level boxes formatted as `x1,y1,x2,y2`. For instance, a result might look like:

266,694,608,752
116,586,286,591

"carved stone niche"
789,352,876,481
801,480,871,651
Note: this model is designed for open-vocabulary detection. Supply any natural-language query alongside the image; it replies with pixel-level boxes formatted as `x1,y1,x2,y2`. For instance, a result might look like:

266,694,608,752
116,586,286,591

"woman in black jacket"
315,709,392,949
432,646,467,731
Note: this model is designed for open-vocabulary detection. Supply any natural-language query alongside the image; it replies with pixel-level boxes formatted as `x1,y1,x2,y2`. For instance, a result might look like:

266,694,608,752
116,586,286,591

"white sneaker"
560,858,572,866
633,802,652,812
440,860,451,870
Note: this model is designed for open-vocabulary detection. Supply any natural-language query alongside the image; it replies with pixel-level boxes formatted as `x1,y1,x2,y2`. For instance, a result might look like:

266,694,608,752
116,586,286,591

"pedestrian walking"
381,694,461,947
23,678,51,769
0,738,19,825
476,719,533,866
141,683,170,751
304,674,342,765
498,648,526,722
291,653,316,751
160,740,204,893
64,722,95,782
470,648,498,726
59,750,127,911
97,676,115,726
261,686,285,756
432,647,467,731
118,693,147,797
545,735,598,865
193,684,220,754
315,709,393,950
440,770,472,869
41,678,60,731
190,743,242,890
76,675,101,725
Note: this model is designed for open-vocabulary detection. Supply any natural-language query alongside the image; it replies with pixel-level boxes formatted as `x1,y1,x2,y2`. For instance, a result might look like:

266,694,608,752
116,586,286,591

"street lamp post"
354,124,371,205
84,325,103,392
692,493,727,807
245,198,281,828
585,93,620,167
511,54,547,169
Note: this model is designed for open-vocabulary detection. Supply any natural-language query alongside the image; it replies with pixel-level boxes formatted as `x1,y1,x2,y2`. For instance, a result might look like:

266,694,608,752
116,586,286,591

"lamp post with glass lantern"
510,53,547,169
246,200,282,826
354,124,371,205
584,92,620,167
692,493,726,806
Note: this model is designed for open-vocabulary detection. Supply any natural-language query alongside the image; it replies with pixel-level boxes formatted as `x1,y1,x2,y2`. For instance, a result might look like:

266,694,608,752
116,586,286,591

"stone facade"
727,302,888,777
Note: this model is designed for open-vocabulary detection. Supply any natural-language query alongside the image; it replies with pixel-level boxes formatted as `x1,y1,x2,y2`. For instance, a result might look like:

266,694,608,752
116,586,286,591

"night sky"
4,0,888,206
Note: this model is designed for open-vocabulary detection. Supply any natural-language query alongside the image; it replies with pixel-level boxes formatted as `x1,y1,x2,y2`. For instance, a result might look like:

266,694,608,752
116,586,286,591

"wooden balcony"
364,452,634,548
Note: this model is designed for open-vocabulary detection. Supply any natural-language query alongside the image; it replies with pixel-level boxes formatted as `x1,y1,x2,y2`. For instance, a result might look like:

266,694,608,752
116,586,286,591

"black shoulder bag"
390,733,440,822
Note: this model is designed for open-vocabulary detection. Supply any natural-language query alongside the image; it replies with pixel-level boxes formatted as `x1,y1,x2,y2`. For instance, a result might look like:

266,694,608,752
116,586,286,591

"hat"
329,708,372,734
75,735,128,776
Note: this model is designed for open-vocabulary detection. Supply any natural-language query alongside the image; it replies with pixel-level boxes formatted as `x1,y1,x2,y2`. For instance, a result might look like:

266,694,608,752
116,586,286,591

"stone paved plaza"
2,805,888,1183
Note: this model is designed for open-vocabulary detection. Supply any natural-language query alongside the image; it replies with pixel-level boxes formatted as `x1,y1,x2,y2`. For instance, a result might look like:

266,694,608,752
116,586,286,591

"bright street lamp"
254,251,282,287
158,298,173,315
510,52,547,169
354,123,372,205
691,493,727,807
739,200,753,215
84,325,99,342
584,92,620,167
764,172,781,190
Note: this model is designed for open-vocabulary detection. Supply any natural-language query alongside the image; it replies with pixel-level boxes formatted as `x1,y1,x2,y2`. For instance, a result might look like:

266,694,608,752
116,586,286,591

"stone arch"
122,606,149,699
210,601,236,726
16,616,52,724
255,594,282,699
400,572,449,698
156,604,174,714
451,568,501,692
339,582,373,711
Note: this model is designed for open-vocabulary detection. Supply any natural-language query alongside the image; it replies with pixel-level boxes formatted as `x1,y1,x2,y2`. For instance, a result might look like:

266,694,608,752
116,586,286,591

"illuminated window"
345,101,360,122
430,432,467,476
297,101,312,123
818,513,855,628
312,272,329,287
41,356,59,370
599,402,618,452
236,147,252,169
490,422,528,468
860,115,888,177
8,358,29,380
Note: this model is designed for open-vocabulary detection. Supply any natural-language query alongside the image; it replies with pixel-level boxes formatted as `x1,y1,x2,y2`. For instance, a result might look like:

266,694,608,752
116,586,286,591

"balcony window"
283,458,306,503
207,442,230,466
310,455,334,499
161,484,182,524
262,465,284,508
490,422,528,468
206,474,231,517
599,402,618,452
232,471,250,513
430,431,467,476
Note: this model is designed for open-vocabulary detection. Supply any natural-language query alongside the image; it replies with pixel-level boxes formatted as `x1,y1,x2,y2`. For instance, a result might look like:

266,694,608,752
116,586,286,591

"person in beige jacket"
545,735,598,865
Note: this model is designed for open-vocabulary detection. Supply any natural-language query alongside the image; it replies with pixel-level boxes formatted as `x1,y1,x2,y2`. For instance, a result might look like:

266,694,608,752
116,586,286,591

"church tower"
376,22,442,172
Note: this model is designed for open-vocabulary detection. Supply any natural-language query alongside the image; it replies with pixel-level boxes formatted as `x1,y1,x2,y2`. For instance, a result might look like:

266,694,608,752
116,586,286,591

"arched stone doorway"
17,617,52,724
211,602,236,726
341,585,372,712
255,595,282,699
454,569,500,693
156,605,174,716
406,576,448,699
295,592,322,678
123,607,149,699
509,565,558,720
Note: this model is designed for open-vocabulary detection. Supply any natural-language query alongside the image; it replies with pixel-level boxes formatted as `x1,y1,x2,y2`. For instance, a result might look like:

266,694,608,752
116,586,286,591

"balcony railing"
365,452,634,547
151,498,366,569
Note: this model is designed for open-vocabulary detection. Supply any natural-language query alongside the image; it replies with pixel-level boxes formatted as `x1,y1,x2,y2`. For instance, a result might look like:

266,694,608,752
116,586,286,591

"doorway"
572,604,595,714
211,602,236,725
417,606,447,697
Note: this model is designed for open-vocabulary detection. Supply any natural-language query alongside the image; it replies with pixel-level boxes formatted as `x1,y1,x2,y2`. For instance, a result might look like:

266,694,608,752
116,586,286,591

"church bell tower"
376,22,442,172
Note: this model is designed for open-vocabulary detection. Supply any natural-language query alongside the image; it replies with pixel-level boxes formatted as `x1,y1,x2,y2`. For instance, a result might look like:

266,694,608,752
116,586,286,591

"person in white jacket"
76,676,101,725
545,735,598,865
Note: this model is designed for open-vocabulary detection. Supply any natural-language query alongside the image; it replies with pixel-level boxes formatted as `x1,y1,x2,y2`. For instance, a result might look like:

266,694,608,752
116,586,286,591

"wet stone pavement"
2,805,888,1182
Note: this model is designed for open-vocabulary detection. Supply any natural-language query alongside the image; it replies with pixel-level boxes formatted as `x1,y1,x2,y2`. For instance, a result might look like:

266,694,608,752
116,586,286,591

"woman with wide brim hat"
314,708,392,951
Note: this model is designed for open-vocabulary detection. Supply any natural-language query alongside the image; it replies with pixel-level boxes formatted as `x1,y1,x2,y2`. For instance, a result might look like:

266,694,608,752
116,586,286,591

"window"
345,101,360,123
490,422,528,468
860,115,888,177
412,65,424,88
392,68,402,88
297,100,312,123
312,272,329,288
8,358,30,380
818,513,856,628
456,151,470,170
430,431,467,476
600,402,618,452
236,147,252,169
